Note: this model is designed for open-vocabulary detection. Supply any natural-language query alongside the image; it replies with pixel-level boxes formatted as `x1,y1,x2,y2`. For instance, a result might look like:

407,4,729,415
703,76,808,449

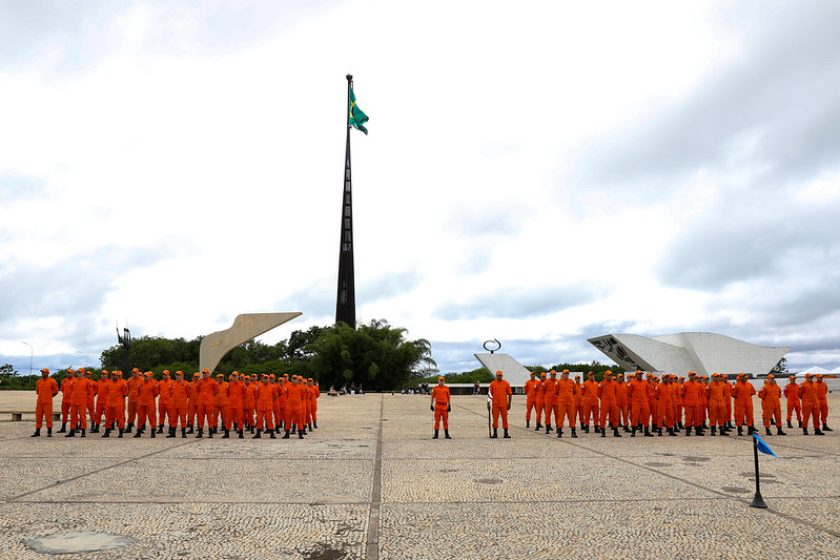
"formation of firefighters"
428,369,833,440
31,367,320,439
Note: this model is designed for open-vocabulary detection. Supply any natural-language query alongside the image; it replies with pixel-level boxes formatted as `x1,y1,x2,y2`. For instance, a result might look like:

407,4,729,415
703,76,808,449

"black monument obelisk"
335,75,356,328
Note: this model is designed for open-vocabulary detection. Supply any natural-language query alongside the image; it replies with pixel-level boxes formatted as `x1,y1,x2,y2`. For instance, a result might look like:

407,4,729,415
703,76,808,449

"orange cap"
539,372,546,378
40,368,50,374
437,376,444,381
132,368,140,373
767,374,775,379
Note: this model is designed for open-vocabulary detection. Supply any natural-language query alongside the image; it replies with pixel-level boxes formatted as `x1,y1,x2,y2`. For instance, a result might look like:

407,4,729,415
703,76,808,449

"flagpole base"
750,492,768,509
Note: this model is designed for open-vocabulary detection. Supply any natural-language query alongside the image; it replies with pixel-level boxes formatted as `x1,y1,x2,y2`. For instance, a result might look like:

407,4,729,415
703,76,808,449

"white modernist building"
588,332,788,377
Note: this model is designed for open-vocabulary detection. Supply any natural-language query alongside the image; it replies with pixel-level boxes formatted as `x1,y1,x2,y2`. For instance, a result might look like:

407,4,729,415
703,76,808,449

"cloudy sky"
2,1,839,374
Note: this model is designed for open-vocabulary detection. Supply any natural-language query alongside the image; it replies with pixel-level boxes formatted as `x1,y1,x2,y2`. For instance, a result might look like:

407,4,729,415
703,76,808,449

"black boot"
535,423,542,431
685,426,692,436
667,427,675,436
80,429,86,438
803,427,809,435
557,429,563,438
445,430,451,439
298,430,304,439
571,428,578,438
737,426,743,436
65,429,75,437
631,425,637,437
102,429,110,438
747,426,757,435
157,425,164,434
600,429,606,438
644,426,653,437
150,429,155,438
125,424,132,434
433,430,439,439
545,424,552,434
526,420,530,428
31,428,41,437
186,425,194,434
222,430,230,439
253,429,261,439
238,429,244,439
196,429,203,438
90,425,99,433
283,431,290,438
313,422,318,429
133,430,141,438
711,427,717,436
798,420,803,428
503,429,511,438
787,420,793,429
491,428,498,439
765,427,772,436
47,427,52,437
613,427,621,437
181,428,187,438
657,427,663,436
823,424,833,432
815,427,825,436
57,422,67,433
166,427,175,438
118,428,124,438
777,427,786,436
623,425,631,433
770,418,775,426
270,431,277,439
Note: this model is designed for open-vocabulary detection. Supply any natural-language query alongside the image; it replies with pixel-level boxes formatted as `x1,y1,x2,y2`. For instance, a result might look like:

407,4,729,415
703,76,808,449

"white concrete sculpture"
588,332,788,376
474,353,532,386
199,312,302,373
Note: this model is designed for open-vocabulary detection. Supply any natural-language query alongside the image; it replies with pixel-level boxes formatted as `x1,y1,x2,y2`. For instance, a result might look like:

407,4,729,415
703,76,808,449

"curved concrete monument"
199,312,302,373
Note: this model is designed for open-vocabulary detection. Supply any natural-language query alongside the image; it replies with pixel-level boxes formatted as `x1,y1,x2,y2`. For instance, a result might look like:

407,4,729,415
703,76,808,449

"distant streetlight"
21,341,33,375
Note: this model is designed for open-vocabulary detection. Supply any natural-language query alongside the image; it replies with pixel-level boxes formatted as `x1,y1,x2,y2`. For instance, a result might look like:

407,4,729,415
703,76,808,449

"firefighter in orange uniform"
555,370,578,438
732,374,757,436
542,370,558,434
489,370,513,439
815,374,832,432
597,370,621,438
133,371,159,438
32,368,59,437
534,372,547,431
67,368,92,437
682,372,704,436
655,374,676,436
430,376,452,439
243,374,255,432
524,371,539,429
57,369,74,433
157,370,173,434
784,375,802,429
628,371,653,437
253,374,277,439
283,375,306,439
167,370,191,438
798,374,823,435
309,378,320,429
215,373,229,435
706,374,729,436
195,369,219,438
93,369,109,433
125,368,142,433
224,372,247,438
102,370,128,437
615,373,630,433
186,372,200,434
758,374,786,436
82,369,97,431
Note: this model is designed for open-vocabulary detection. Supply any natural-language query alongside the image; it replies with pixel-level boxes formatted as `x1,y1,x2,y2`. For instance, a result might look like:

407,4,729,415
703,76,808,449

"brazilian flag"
348,88,369,135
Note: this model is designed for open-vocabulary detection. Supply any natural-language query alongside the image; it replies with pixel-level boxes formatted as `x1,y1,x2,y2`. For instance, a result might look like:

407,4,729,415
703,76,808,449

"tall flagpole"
335,74,357,328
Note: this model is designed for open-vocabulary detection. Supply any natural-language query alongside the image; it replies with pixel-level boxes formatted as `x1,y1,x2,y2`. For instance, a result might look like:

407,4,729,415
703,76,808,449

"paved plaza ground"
0,390,839,559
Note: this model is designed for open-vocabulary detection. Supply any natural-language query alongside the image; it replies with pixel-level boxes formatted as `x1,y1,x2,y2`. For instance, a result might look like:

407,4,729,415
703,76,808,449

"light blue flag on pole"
753,433,779,458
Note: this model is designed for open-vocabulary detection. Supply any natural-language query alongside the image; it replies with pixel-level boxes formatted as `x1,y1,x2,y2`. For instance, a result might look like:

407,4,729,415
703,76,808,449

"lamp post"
21,341,33,375
117,327,132,374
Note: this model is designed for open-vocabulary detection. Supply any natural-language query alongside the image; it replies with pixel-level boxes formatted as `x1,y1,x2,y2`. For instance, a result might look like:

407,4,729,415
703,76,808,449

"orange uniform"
69,374,93,432
682,378,704,429
225,377,246,432
84,374,97,426
256,379,277,432
784,379,801,425
169,375,192,432
598,376,619,433
581,376,600,430
104,375,129,431
656,379,676,431
534,374,546,427
126,371,142,429
758,381,782,429
187,373,200,430
309,381,320,428
554,376,576,434
524,376,539,426
284,380,307,436
34,373,59,431
430,383,451,432
815,378,829,429
157,375,173,429
489,376,512,432
706,378,728,430
215,376,229,431
542,375,558,430
615,377,630,429
244,378,258,429
95,374,109,428
136,375,159,434
732,379,756,429
798,378,820,430
59,375,73,426
195,375,219,433
627,376,650,429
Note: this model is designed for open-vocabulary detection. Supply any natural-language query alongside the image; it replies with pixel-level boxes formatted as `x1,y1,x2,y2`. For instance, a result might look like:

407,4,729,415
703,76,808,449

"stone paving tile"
0,458,124,501
382,456,718,503
0,435,181,459
0,502,368,560
15,457,373,504
383,437,601,460
156,437,375,460
379,500,840,560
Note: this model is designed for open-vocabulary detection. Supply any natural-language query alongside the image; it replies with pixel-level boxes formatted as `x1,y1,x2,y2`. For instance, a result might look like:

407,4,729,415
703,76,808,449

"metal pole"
750,436,768,508
21,341,33,375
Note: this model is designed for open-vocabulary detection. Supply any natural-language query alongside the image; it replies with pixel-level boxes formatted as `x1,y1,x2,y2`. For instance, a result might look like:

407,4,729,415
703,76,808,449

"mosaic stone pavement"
1,391,838,559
